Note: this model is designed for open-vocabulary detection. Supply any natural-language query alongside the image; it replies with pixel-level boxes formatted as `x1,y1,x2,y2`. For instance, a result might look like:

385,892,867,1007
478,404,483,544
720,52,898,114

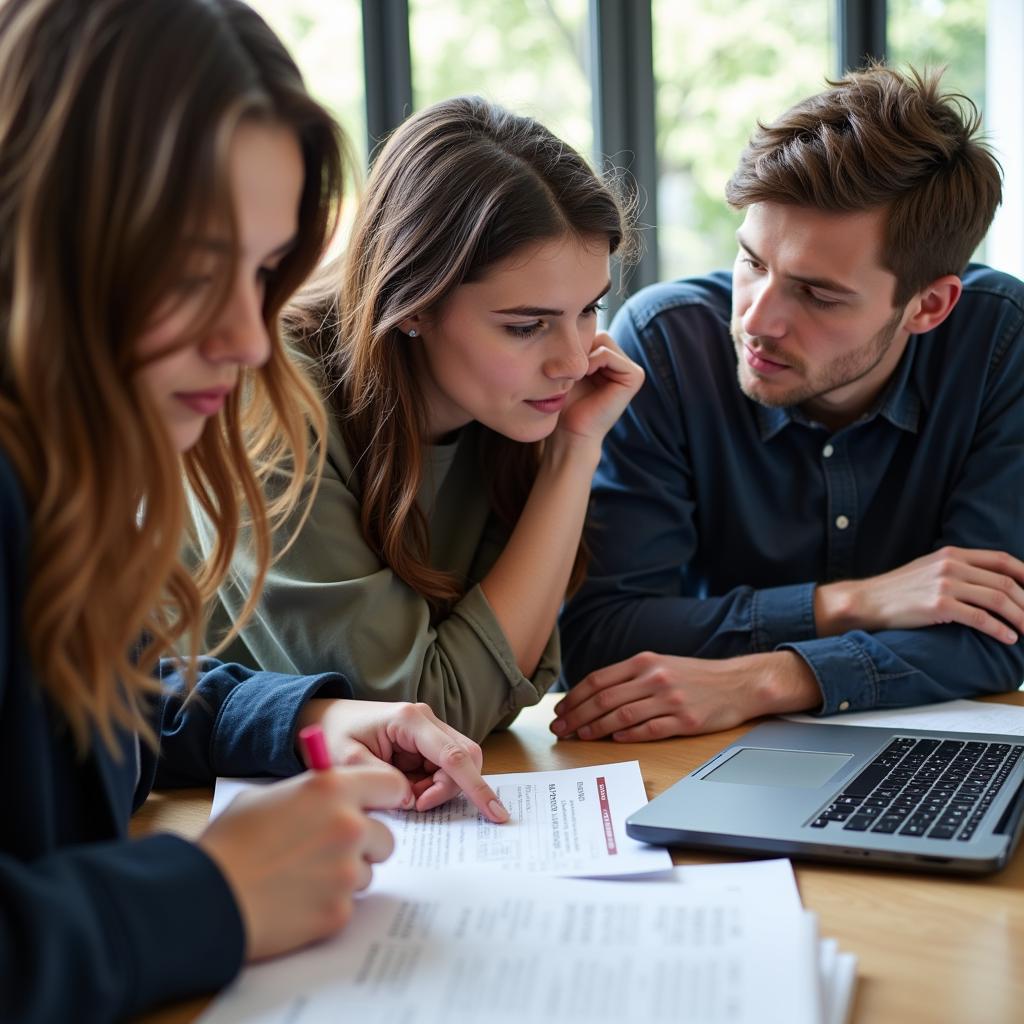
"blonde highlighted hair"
290,96,634,613
0,0,347,753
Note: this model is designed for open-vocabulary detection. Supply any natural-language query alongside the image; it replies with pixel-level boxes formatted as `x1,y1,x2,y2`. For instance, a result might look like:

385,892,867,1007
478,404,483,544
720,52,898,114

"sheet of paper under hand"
212,760,672,878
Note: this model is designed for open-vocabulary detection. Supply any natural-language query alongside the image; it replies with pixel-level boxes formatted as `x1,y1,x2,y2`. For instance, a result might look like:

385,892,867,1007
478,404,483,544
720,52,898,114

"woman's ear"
398,315,425,339
903,275,963,335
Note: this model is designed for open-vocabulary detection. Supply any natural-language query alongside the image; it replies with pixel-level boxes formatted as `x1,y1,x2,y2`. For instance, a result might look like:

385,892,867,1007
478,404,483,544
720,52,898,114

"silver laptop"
626,720,1024,874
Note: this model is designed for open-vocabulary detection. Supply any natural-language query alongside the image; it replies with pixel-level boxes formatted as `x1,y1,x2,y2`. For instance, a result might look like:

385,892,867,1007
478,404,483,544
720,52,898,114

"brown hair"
0,0,346,752
290,96,634,611
725,64,1002,305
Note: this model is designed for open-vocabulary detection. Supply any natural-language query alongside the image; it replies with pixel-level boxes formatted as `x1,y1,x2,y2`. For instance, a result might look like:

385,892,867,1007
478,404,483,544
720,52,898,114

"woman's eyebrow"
492,281,612,317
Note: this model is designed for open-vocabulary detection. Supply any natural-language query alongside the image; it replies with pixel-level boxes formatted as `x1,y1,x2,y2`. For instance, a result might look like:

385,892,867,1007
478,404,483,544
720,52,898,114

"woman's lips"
175,389,230,415
525,393,569,414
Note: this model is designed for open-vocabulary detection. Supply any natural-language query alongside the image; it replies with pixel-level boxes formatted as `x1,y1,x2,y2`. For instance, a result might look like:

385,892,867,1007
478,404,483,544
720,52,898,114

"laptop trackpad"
704,747,853,788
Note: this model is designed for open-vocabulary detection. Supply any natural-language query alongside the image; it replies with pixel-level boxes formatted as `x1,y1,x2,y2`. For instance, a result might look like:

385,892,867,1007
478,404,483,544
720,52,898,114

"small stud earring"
408,329,418,338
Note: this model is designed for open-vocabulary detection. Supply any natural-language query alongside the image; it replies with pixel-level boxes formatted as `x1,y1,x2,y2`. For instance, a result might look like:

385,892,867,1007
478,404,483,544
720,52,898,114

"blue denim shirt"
561,265,1024,714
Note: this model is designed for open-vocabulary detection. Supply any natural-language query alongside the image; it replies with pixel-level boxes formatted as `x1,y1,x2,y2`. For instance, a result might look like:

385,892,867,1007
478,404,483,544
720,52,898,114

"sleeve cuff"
780,633,880,715
751,583,817,650
212,669,354,776
453,584,559,713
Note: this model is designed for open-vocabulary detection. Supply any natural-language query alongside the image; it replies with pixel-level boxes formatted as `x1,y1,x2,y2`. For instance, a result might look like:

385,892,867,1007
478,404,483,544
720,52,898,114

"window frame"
359,1,1016,291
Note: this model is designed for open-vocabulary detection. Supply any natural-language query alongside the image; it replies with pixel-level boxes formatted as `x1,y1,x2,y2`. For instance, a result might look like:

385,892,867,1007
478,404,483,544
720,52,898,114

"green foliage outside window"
249,0,367,166
249,0,988,279
410,0,592,160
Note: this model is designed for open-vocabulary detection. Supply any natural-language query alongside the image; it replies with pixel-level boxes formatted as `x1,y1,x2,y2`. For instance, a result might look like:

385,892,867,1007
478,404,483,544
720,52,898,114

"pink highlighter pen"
298,722,416,810
298,724,332,771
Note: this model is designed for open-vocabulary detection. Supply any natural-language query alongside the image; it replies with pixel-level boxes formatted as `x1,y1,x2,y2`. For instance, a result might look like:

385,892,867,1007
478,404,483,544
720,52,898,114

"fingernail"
551,719,566,736
554,701,565,714
403,792,416,809
1006,630,1018,643
489,799,510,823
578,726,592,740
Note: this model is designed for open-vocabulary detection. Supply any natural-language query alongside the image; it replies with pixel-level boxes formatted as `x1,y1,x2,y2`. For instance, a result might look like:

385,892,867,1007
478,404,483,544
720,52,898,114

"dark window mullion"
589,0,659,311
362,0,413,162
836,0,887,74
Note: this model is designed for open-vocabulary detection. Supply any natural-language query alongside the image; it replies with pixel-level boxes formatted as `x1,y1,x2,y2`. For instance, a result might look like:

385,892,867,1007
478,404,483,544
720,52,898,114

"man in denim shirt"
555,65,1024,742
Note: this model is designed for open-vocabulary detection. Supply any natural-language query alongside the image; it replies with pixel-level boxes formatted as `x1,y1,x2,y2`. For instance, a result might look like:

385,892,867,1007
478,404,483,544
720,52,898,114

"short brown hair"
725,64,1002,306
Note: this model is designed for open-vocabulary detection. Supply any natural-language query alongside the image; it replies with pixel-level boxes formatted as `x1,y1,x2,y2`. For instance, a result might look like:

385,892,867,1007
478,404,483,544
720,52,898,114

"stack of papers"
203,762,857,1024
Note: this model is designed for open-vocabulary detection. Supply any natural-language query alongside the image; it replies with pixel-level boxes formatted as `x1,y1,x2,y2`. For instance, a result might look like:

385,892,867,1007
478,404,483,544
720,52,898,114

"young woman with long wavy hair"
0,3,507,1020
198,97,645,741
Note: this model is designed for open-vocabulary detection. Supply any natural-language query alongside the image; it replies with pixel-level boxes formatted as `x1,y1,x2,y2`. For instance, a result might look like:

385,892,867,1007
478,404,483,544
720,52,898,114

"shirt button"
838,700,851,711
835,514,850,530
822,444,834,458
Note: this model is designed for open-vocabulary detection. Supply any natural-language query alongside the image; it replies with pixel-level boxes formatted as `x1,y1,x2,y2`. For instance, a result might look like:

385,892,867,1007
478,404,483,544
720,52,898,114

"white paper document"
671,856,802,907
212,761,672,878
784,697,1024,736
818,937,858,1024
376,760,671,877
206,782,855,1023
198,868,821,1024
668,860,856,1024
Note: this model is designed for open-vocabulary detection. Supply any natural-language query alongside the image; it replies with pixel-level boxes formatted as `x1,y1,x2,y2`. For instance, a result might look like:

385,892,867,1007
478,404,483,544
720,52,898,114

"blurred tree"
889,0,986,110
410,0,592,158
249,0,367,166
653,0,831,278
248,0,989,279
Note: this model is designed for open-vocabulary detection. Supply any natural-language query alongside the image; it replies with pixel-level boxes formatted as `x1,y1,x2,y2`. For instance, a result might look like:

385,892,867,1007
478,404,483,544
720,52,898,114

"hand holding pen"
198,725,405,962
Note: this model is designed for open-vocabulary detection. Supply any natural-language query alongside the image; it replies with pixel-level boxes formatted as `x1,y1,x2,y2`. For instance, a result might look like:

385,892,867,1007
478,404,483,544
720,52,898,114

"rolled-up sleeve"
194,425,557,743
152,657,353,786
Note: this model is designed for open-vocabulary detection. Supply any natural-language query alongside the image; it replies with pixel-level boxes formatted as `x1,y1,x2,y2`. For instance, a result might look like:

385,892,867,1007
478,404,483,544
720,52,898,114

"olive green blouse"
193,419,559,741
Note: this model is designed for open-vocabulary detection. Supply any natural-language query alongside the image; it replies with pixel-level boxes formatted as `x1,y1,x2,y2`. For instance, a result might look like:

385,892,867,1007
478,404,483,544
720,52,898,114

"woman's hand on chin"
555,332,644,444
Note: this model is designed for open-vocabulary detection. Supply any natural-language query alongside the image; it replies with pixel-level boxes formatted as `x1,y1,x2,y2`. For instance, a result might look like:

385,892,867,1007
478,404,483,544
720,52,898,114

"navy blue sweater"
0,452,352,1022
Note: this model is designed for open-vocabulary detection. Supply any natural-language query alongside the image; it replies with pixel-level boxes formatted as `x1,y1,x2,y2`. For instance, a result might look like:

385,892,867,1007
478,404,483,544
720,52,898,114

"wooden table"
134,692,1024,1024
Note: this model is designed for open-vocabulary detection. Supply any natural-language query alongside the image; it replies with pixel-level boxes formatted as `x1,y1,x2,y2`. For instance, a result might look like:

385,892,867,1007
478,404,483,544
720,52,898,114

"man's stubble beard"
730,305,904,409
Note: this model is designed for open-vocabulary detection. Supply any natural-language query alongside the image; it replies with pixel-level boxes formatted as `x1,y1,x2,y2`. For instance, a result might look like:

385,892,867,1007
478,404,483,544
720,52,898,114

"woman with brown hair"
0,3,505,1021
198,97,645,741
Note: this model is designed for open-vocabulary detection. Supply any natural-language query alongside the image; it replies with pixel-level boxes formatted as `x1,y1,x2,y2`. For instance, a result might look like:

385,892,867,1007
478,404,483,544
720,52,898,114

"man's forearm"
813,580,865,636
562,582,818,683
814,547,1024,645
732,650,825,717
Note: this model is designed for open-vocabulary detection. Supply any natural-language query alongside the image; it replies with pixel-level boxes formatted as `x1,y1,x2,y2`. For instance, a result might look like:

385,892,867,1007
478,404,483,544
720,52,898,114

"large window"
248,1,1014,286
653,0,832,280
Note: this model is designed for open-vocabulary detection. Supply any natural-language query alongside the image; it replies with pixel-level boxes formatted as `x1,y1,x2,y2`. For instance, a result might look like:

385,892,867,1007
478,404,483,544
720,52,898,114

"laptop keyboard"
809,737,1023,841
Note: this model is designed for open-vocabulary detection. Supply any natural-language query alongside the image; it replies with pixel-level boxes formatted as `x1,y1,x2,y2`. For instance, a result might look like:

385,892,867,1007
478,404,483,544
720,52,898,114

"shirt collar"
752,335,921,440
874,336,921,434
753,402,792,441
